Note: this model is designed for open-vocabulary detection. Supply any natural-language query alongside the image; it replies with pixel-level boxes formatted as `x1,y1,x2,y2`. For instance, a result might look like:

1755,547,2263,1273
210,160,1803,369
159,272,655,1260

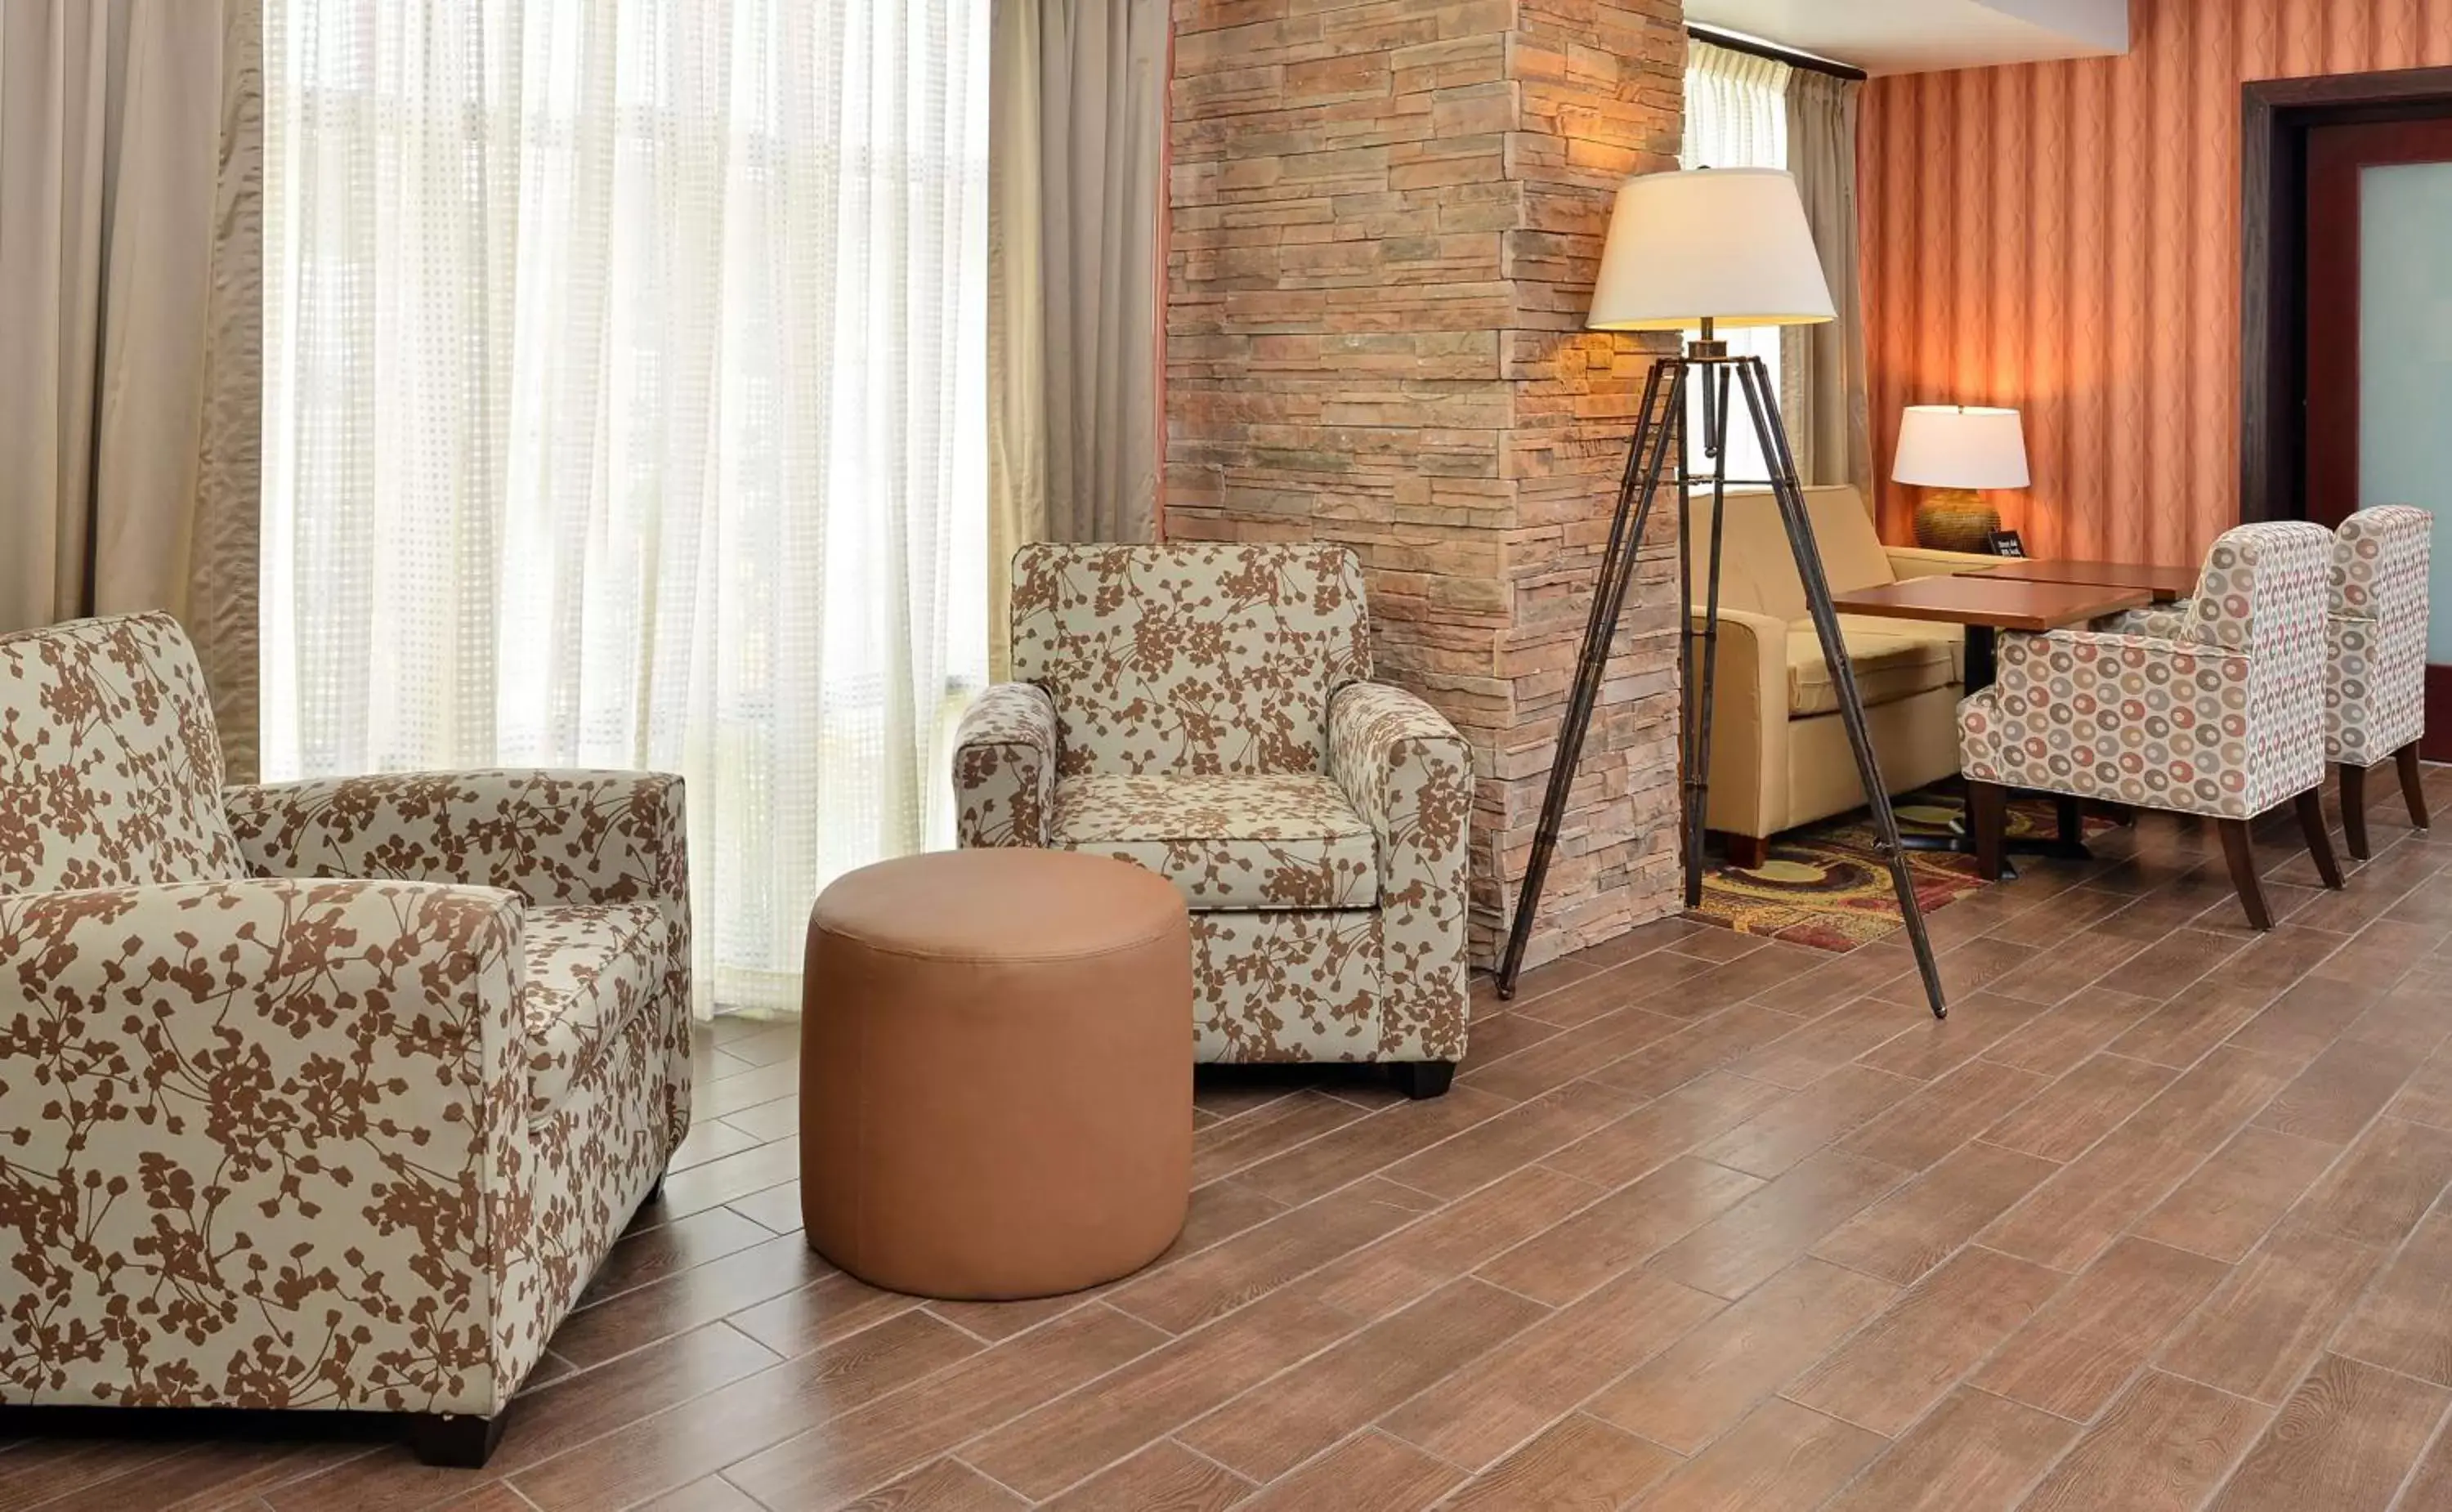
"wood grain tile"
2131,1125,2343,1264
548,1232,847,1367
1380,1267,1722,1468
1640,1398,1886,1512
1035,1441,1251,1512
1228,1433,1462,1512
511,1308,990,1510
1456,1003,1685,1102
1724,997,1922,1090
1838,1057,2052,1173
1646,1149,1909,1300
1540,1071,1792,1191
718,1304,1166,1509
2289,1116,2452,1246
1582,1257,1894,1455
1972,1238,2231,1421
1107,1177,1431,1334
1232,1089,1513,1206
2252,1036,2421,1145
2154,1223,2390,1404
1585,1004,1804,1101
714,1265,922,1361
1176,1277,1546,1480
1304,1162,1601,1322
1694,1064,1921,1179
1980,1053,2177,1163
1380,1076,1635,1198
844,1458,1027,1510
2016,1371,2271,1512
2204,1353,2445,1512
631,1476,765,1512
1476,1155,1763,1306
1443,1414,1678,1510
1854,991,2051,1081
1979,988,2163,1076
1821,1387,2080,1512
1190,1091,1363,1185
1811,1140,2060,1286
964,1286,1354,1500
2332,1211,2452,1385
1784,1246,2065,1436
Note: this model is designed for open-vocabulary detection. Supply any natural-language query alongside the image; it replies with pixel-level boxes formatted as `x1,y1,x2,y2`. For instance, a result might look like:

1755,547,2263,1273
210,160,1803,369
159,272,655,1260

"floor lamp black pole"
1497,338,1948,1019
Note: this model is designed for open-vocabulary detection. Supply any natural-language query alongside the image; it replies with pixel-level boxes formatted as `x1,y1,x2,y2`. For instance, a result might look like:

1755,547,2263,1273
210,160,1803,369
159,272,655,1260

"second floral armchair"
953,544,1472,1097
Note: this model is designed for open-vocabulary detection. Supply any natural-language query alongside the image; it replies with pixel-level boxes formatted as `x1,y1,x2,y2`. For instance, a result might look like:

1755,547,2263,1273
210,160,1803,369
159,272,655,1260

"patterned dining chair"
1958,521,2342,929
2324,506,2432,858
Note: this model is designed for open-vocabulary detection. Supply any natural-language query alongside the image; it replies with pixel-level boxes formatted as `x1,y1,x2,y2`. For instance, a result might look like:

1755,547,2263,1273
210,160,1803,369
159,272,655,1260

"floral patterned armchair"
953,545,1471,1098
0,613,691,1466
1960,521,2342,928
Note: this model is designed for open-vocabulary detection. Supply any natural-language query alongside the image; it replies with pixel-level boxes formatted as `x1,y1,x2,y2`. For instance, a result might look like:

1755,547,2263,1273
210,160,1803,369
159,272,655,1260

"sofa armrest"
1687,605,1793,839
223,770,688,915
953,683,1058,848
0,877,527,1413
1327,682,1471,1062
1884,546,2003,581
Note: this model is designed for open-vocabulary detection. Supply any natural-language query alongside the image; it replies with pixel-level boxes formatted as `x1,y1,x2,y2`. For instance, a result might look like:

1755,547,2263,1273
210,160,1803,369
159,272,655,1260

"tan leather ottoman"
799,848,1192,1299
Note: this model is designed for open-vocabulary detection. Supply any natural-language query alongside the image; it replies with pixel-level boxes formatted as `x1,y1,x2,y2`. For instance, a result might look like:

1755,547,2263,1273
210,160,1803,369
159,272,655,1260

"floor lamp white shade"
1586,168,1837,330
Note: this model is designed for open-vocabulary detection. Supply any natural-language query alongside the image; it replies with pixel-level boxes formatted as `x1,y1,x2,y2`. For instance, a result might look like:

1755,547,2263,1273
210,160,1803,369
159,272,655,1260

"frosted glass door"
2360,160,2452,663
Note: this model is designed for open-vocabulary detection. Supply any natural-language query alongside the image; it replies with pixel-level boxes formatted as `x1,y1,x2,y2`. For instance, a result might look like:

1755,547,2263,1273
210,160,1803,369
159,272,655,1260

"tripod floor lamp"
1496,167,1947,1018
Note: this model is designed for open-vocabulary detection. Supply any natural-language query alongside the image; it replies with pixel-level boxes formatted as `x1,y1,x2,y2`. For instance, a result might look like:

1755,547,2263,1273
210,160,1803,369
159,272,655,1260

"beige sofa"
1687,485,1997,864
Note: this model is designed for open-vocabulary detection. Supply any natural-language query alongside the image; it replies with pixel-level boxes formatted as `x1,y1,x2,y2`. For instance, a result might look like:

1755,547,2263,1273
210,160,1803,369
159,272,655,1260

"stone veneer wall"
1166,0,1688,969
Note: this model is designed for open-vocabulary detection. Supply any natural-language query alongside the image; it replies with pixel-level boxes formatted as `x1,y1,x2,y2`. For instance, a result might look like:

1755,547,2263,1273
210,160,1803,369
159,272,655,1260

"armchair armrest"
223,770,687,913
1327,682,1471,1062
0,878,526,1412
1885,546,2003,581
953,683,1058,848
1687,605,1792,838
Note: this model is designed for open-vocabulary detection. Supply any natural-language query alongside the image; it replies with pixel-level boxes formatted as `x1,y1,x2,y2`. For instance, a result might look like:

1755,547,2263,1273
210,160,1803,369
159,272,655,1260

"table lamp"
1893,405,2029,552
1497,168,1945,1020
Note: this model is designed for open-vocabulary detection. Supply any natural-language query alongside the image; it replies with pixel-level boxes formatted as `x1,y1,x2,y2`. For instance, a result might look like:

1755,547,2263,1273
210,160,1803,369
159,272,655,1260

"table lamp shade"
1892,405,2031,489
1586,168,1837,330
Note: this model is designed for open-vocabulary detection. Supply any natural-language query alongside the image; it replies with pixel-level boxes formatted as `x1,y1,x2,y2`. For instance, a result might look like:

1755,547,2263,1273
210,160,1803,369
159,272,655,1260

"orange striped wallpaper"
1859,0,2452,565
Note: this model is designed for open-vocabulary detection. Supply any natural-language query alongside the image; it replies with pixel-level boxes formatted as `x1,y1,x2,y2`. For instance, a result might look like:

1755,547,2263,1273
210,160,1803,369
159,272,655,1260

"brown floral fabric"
1010,544,1371,776
2,619,693,1419
1050,772,1378,910
958,545,1471,1067
950,682,1057,847
0,611,245,894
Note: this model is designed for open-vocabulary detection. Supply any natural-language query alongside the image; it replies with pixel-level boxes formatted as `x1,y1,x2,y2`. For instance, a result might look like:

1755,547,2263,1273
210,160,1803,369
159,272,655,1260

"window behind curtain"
1680,39,1791,484
262,0,991,1014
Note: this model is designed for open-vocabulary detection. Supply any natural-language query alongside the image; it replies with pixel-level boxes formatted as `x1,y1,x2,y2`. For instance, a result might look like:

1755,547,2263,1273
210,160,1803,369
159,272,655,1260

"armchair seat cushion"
1050,772,1379,910
1786,617,1962,717
522,901,665,1123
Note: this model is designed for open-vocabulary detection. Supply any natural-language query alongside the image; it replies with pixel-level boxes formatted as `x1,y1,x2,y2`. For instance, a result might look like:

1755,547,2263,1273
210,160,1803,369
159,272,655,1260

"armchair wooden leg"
2339,761,2370,861
406,1411,507,1468
2399,742,2432,831
2217,819,2274,930
2296,790,2345,890
1967,781,2007,882
1392,1062,1455,1100
1712,830,1771,870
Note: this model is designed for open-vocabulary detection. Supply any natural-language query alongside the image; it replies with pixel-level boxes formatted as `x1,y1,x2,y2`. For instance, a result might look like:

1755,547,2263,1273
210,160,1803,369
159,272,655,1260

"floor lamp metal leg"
1685,364,1734,906
1734,358,1946,1018
1498,360,1688,996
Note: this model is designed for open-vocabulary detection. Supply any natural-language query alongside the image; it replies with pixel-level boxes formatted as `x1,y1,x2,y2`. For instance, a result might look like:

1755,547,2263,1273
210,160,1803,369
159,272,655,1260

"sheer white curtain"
262,0,991,1015
1681,38,1790,484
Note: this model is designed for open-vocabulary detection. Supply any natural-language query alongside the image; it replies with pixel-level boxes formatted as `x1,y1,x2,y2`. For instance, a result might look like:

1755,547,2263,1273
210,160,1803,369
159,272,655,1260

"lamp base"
1913,488,1999,552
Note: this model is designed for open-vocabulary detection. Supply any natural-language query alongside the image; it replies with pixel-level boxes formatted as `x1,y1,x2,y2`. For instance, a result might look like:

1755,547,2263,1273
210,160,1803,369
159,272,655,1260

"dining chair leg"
1967,781,2007,882
2217,818,2274,930
2295,789,2345,890
2338,761,2370,861
2399,741,2432,831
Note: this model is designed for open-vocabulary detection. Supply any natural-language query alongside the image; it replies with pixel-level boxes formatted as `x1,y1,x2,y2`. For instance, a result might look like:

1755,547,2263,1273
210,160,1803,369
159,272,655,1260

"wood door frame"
2240,66,2452,523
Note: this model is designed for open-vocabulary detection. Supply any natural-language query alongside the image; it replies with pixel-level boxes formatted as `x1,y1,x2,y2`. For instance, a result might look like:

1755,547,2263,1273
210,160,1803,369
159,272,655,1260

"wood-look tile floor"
12,766,2452,1511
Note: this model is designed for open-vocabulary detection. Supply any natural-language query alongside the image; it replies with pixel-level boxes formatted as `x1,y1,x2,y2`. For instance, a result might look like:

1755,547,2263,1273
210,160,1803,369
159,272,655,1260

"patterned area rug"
1690,790,2110,951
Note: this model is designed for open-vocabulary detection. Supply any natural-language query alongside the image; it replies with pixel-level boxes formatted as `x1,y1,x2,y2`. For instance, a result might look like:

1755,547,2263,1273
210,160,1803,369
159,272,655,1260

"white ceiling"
1685,0,2129,76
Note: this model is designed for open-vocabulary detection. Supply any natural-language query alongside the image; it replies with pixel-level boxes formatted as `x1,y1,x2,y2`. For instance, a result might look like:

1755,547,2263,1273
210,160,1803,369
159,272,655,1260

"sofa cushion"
0,612,245,895
523,901,664,1123
1050,772,1378,910
1787,616,1962,716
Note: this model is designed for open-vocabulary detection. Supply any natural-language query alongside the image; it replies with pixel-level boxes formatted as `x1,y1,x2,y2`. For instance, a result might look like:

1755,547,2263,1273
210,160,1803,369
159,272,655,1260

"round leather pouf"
799,848,1192,1300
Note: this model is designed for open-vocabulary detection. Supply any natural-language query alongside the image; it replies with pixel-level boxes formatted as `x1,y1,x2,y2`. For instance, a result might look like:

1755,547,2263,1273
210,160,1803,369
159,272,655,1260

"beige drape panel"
1782,68,1870,494
987,0,1168,678
0,0,262,777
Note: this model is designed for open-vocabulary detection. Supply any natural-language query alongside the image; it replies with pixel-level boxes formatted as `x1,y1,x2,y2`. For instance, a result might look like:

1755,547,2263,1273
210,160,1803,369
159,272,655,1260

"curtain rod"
1688,25,1868,83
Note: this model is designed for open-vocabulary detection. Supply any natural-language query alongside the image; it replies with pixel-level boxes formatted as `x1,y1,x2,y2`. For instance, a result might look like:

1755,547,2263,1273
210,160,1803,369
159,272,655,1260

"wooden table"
1973,557,2199,602
1829,575,2152,866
